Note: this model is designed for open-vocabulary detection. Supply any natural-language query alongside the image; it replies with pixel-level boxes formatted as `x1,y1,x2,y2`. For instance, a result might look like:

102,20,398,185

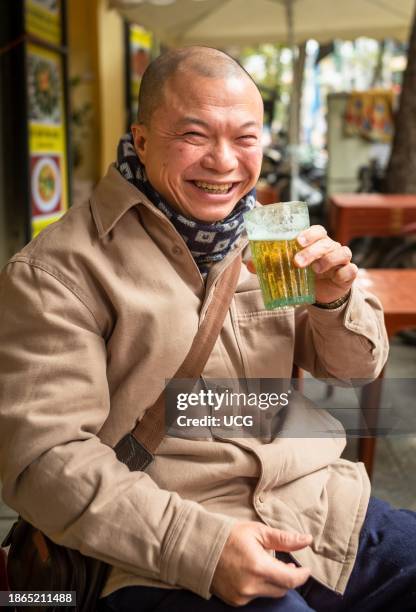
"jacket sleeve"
293,283,389,381
0,260,234,599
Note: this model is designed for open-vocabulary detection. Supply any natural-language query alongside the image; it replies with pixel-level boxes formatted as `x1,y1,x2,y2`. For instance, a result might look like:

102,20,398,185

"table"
329,193,416,245
256,182,279,205
356,269,416,478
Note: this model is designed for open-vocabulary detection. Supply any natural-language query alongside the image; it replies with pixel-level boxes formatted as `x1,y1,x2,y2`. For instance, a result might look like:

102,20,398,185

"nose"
201,139,238,174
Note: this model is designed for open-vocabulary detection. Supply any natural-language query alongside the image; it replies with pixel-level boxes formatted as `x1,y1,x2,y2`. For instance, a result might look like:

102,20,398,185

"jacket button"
172,245,182,255
257,494,265,504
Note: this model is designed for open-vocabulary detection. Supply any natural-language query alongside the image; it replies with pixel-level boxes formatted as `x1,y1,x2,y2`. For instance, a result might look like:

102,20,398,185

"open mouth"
193,180,234,194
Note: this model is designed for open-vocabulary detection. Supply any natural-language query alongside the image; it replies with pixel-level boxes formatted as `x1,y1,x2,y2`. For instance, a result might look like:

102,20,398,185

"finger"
260,526,313,552
332,263,358,286
263,558,311,590
258,585,288,599
295,237,338,267
297,225,327,247
312,246,352,274
236,582,288,604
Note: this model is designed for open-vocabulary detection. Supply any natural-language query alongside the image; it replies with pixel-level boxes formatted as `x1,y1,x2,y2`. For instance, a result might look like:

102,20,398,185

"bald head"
137,46,260,126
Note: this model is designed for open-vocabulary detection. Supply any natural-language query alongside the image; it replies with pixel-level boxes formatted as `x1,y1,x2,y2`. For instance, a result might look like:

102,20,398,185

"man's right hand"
211,521,313,607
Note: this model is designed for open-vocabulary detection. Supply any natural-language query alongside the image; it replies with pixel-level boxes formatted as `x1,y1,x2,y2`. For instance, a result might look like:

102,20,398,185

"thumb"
260,526,313,552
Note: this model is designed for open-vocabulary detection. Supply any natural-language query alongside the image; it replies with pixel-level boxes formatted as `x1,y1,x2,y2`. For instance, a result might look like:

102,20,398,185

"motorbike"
260,142,327,226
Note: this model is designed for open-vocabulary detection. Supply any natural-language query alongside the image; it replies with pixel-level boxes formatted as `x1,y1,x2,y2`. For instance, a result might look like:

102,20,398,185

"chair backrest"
0,547,9,590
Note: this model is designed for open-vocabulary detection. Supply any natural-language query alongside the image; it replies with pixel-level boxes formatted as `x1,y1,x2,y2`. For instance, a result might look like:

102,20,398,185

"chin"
195,200,242,223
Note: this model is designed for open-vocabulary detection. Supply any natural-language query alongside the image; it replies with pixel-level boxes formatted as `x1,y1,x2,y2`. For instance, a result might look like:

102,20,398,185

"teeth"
195,181,232,193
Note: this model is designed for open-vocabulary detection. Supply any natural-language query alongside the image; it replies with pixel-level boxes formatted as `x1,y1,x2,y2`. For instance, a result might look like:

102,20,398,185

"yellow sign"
130,26,152,50
25,0,61,46
27,43,68,237
32,213,64,237
29,123,64,154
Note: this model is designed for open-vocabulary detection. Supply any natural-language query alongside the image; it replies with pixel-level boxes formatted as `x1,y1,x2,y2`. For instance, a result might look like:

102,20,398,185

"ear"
131,123,149,164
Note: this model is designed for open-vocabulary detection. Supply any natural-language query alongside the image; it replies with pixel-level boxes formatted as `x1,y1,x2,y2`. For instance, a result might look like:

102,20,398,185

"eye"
181,131,208,144
238,135,258,143
183,131,207,139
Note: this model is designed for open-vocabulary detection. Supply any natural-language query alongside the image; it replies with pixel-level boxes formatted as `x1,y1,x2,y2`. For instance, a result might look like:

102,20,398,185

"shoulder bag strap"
114,254,242,470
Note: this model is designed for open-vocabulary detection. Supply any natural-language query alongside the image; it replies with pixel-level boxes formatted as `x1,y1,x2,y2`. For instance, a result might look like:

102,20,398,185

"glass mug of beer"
243,201,315,309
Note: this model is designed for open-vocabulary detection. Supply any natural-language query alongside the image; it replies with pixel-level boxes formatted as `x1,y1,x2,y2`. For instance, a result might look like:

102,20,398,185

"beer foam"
245,228,299,241
243,202,310,241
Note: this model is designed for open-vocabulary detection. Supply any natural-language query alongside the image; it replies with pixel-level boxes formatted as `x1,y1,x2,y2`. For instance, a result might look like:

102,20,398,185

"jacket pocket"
231,289,295,379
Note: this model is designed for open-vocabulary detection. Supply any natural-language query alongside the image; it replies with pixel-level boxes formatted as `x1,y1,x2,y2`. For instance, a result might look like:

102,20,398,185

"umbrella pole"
284,0,300,201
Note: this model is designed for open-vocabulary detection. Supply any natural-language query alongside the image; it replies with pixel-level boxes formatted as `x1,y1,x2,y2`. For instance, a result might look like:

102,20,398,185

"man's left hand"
295,225,357,303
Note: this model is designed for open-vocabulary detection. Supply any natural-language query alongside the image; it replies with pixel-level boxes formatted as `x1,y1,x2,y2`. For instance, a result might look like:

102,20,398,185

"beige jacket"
0,166,389,599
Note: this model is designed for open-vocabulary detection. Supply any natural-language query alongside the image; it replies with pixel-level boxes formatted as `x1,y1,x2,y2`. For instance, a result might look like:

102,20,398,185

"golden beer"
244,201,315,309
249,238,315,309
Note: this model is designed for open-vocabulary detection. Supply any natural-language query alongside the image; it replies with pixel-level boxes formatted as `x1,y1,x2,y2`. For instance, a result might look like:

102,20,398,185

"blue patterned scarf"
116,133,255,278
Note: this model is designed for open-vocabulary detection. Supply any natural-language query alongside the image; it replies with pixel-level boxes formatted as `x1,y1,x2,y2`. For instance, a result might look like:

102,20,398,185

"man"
0,47,415,612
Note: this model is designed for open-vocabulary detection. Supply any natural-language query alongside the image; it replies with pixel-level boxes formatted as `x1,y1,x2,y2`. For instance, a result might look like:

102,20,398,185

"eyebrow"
176,117,260,129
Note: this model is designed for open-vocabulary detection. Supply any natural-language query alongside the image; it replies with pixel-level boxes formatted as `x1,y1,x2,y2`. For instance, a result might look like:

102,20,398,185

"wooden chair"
293,269,416,479
0,547,8,590
355,269,416,478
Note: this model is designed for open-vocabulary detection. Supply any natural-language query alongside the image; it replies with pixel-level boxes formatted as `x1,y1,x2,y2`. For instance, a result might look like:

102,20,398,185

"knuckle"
341,263,355,277
240,585,255,598
313,224,326,235
253,561,268,578
323,239,336,252
233,585,256,605
237,578,257,598
318,255,330,268
230,596,248,607
279,531,291,545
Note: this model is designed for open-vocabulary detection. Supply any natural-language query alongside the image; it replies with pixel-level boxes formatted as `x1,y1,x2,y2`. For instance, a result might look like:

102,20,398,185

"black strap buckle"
114,433,154,472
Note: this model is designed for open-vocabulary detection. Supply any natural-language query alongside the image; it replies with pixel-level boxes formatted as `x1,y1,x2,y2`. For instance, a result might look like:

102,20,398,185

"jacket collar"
90,165,254,254
90,164,154,238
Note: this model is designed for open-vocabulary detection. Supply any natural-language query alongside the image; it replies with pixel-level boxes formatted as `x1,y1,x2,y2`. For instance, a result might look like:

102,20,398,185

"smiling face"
131,71,263,222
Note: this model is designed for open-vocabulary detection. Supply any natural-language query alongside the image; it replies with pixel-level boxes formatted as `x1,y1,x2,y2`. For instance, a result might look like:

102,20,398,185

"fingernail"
297,235,307,246
296,254,305,265
298,533,312,542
